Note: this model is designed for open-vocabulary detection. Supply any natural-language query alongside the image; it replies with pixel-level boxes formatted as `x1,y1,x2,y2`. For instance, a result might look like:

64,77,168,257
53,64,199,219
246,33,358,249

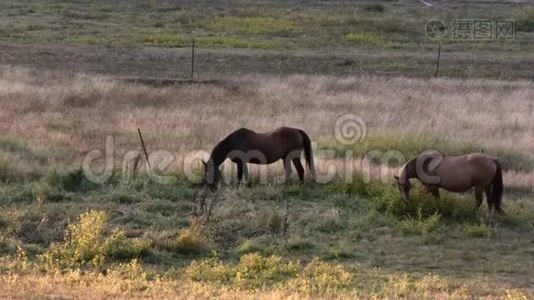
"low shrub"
166,217,209,254
45,168,99,192
362,4,385,13
237,239,266,255
515,8,534,32
459,223,492,238
398,210,441,237
40,210,152,270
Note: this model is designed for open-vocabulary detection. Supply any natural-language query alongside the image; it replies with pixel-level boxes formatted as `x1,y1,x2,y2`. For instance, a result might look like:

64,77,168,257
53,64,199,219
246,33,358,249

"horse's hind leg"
485,186,496,226
485,186,493,210
283,157,292,184
474,190,483,208
292,158,305,183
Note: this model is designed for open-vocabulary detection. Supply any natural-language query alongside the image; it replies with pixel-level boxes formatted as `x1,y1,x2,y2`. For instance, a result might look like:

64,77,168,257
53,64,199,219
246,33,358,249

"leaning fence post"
137,128,151,170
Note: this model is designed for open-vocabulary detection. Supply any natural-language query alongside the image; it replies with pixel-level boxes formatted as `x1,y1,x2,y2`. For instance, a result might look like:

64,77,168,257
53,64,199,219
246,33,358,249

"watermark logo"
495,20,515,39
334,114,367,146
76,114,454,188
415,150,443,184
425,19,446,41
425,19,515,41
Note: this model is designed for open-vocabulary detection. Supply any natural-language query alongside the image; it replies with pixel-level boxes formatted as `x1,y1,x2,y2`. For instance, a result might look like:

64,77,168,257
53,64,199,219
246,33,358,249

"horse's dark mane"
209,128,252,166
404,157,418,179
209,139,229,167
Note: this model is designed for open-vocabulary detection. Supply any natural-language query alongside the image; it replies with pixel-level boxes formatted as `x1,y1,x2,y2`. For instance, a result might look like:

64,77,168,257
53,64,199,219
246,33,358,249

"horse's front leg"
236,160,244,183
425,184,440,198
242,163,250,185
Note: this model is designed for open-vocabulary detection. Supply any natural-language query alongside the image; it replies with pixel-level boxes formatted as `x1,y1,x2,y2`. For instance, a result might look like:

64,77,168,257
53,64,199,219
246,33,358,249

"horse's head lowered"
201,159,221,191
394,174,411,204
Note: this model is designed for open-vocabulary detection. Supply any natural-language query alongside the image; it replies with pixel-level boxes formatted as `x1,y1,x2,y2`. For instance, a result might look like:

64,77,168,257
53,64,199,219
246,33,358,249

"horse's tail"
298,129,316,180
491,158,504,214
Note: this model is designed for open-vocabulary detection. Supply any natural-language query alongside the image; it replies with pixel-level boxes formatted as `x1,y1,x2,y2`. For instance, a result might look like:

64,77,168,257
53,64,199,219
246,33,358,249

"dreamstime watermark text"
81,114,445,186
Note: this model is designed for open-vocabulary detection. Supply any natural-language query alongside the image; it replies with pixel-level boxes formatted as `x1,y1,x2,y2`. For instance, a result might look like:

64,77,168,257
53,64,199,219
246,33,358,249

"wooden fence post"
434,42,441,78
191,38,195,81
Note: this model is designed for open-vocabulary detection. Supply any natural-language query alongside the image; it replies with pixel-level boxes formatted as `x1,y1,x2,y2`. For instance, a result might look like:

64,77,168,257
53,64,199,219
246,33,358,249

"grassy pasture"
0,67,533,298
0,0,533,298
0,0,532,79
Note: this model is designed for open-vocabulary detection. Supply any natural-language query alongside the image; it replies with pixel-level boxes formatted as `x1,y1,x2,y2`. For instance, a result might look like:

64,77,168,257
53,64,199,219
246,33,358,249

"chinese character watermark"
425,19,515,41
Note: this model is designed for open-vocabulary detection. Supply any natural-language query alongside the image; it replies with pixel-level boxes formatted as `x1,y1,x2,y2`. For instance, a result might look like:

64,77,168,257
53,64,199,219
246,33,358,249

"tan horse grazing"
394,152,504,225
202,127,316,190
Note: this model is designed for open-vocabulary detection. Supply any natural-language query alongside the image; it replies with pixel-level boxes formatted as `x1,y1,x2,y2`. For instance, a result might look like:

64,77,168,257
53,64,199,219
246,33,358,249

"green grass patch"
458,223,492,238
0,155,15,182
362,4,385,13
237,239,267,255
345,32,388,46
398,210,441,237
515,7,534,32
0,136,30,153
196,36,286,49
65,35,108,45
45,168,99,192
140,33,188,47
323,132,534,172
206,16,299,35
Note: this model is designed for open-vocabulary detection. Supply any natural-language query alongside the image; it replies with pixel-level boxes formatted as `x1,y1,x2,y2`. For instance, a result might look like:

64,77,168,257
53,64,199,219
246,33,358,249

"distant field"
0,0,533,79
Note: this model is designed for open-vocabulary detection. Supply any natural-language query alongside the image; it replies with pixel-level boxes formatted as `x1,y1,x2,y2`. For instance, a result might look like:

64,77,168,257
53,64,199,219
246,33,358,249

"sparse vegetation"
515,7,534,32
345,32,388,46
206,16,299,35
0,0,532,78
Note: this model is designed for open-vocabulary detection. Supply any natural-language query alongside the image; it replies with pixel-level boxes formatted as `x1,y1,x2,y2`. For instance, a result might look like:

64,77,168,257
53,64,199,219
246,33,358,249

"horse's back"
271,126,302,135
438,153,497,191
224,127,305,163
457,153,497,173
231,127,256,137
230,127,300,138
442,153,495,168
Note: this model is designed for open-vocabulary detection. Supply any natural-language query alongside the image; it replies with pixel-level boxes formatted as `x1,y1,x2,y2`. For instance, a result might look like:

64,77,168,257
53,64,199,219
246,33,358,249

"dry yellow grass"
0,255,529,300
0,66,533,185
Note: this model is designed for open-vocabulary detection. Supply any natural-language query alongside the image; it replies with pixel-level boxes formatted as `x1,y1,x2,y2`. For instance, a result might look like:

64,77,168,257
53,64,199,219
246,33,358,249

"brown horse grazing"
394,151,504,225
202,127,316,190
